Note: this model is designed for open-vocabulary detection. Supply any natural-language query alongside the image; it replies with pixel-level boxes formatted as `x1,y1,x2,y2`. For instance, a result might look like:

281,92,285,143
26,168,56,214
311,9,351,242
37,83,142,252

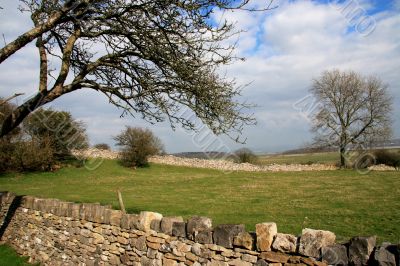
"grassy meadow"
258,152,339,165
258,148,400,166
1,159,399,243
0,245,34,266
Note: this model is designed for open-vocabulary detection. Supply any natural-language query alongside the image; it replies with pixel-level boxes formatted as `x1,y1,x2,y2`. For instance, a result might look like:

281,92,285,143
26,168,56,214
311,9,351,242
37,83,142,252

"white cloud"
219,0,400,151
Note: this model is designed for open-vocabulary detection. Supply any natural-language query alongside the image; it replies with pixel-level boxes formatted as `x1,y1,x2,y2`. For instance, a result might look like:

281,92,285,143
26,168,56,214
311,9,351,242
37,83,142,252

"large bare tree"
310,69,392,168
0,0,273,139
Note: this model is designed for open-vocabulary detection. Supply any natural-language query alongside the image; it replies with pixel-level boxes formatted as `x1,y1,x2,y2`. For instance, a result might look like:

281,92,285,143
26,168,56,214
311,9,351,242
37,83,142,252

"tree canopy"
115,126,164,167
24,108,89,157
0,0,273,139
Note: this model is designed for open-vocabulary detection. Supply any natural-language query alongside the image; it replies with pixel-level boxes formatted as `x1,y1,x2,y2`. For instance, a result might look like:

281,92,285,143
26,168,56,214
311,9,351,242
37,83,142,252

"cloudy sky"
0,0,399,154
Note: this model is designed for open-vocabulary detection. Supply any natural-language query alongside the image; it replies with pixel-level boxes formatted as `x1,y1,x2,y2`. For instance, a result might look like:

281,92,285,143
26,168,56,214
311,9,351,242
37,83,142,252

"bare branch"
310,69,393,167
1,0,262,140
0,0,82,63
0,93,24,106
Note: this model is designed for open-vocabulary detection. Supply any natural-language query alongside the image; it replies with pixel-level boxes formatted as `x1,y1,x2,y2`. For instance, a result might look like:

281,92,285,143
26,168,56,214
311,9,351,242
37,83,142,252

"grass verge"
0,245,33,266
0,160,399,243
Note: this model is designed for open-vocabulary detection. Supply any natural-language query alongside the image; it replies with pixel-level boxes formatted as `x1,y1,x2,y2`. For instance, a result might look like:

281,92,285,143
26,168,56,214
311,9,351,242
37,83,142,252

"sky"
0,0,399,154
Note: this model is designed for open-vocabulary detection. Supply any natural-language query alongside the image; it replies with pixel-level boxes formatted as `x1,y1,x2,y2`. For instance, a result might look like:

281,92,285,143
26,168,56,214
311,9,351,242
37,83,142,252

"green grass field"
0,160,399,244
257,149,400,166
258,152,340,165
0,245,33,266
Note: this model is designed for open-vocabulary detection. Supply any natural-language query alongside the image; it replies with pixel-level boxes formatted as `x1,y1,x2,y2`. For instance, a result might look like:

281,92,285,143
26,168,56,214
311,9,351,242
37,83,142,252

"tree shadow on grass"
0,193,23,240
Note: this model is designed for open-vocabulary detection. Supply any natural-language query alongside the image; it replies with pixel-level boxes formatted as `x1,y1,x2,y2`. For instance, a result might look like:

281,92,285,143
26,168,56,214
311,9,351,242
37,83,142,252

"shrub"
23,108,89,158
352,153,375,170
115,127,164,167
12,136,55,172
0,101,86,172
0,140,16,173
0,136,55,173
94,143,110,150
233,148,258,164
374,149,400,169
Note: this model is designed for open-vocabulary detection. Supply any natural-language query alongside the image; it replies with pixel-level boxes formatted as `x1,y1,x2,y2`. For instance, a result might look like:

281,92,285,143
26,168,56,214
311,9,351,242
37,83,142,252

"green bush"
94,143,110,150
352,153,375,170
12,136,55,172
0,244,36,266
0,136,55,173
374,149,400,169
23,108,89,158
233,148,258,164
115,127,164,168
0,101,86,173
0,140,16,173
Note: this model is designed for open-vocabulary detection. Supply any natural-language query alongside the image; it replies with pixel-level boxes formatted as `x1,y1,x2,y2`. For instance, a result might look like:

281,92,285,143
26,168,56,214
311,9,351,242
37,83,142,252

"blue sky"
0,0,399,154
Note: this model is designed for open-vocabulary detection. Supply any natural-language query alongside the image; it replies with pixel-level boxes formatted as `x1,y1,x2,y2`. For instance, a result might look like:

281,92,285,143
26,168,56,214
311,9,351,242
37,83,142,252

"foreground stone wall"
0,192,399,266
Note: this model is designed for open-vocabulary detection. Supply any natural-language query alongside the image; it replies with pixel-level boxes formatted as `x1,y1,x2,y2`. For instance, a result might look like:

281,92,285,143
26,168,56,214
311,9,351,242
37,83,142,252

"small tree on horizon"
233,148,257,164
93,143,110,151
115,126,164,168
310,69,393,168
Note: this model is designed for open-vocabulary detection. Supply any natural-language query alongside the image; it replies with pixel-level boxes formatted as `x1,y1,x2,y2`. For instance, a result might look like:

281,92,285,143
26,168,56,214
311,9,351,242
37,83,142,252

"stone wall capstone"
0,192,399,266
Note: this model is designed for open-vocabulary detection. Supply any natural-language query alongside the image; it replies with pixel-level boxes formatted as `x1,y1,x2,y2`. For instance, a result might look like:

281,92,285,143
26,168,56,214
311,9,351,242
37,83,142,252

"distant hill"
281,146,335,155
281,138,400,155
374,138,400,147
171,139,400,158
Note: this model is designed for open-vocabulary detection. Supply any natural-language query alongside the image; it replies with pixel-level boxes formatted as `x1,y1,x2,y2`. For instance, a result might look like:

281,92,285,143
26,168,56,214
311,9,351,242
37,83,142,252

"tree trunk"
0,85,78,138
0,93,47,137
340,146,346,168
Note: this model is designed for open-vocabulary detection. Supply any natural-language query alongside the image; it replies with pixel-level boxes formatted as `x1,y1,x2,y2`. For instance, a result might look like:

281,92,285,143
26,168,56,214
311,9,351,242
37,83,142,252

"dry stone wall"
71,149,397,172
0,192,399,266
72,149,119,160
149,156,338,172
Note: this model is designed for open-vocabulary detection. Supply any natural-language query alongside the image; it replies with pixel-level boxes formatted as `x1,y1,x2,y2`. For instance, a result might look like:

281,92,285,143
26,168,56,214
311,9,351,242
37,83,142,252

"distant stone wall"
72,148,119,160
71,149,397,172
149,156,338,172
1,192,398,266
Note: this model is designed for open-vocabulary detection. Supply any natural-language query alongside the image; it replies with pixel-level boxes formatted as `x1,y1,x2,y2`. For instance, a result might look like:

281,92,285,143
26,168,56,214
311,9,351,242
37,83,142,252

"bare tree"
0,0,275,139
310,69,393,168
